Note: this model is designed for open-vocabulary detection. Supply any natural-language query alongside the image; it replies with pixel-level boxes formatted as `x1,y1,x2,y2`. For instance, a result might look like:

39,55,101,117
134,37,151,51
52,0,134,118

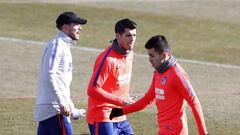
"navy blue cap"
56,12,87,28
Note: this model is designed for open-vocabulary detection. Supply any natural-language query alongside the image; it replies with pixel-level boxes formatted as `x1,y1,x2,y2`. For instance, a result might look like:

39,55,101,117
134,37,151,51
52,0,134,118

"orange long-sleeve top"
123,63,208,135
87,45,133,124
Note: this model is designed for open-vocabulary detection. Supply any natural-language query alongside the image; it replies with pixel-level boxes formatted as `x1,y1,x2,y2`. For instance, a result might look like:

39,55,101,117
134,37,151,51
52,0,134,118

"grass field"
0,1,240,135
0,1,240,65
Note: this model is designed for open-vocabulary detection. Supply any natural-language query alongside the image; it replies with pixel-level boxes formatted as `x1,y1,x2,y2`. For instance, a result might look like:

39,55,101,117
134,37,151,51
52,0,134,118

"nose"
131,35,136,41
79,25,83,31
131,35,134,40
148,57,152,63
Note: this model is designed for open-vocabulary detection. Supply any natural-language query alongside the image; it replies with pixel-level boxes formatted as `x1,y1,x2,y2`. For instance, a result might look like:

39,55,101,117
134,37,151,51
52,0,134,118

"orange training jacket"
123,63,208,135
87,45,133,124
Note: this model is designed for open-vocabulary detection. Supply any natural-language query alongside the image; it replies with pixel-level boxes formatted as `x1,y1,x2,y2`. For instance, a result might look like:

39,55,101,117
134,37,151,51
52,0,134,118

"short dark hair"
145,35,171,53
115,18,137,34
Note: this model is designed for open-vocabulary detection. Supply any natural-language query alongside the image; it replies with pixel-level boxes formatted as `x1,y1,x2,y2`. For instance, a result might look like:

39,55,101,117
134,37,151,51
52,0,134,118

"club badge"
162,76,167,85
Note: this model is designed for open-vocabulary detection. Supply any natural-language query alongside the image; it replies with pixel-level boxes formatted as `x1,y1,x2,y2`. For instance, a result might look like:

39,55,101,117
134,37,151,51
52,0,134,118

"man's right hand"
60,106,70,116
109,108,124,120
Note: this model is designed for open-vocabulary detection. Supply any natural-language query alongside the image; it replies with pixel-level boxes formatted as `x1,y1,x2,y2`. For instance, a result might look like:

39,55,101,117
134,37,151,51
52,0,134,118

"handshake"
109,108,124,120
109,96,136,120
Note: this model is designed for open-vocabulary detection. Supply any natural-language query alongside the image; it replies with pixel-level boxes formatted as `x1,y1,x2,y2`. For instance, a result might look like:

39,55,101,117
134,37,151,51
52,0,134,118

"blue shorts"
37,114,73,135
88,120,134,135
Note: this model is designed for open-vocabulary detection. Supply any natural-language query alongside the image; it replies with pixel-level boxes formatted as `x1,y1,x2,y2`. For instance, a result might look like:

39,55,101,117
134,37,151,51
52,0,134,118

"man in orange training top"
87,18,137,135
110,35,209,135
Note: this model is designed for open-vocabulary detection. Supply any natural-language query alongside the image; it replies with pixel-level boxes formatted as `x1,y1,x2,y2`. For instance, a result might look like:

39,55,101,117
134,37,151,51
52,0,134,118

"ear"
61,24,69,34
115,33,121,39
158,51,165,56
162,51,170,58
62,24,69,31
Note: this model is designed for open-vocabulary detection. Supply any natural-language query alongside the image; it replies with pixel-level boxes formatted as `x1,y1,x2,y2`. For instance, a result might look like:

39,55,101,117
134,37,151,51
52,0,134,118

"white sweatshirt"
35,31,75,122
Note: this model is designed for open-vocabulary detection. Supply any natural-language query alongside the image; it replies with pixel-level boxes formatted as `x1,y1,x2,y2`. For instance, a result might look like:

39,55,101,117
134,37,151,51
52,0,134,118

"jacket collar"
112,39,130,56
56,30,76,47
157,56,176,74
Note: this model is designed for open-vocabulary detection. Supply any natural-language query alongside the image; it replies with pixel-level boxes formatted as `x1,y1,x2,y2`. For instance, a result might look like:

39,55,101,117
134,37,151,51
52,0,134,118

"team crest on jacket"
162,76,167,85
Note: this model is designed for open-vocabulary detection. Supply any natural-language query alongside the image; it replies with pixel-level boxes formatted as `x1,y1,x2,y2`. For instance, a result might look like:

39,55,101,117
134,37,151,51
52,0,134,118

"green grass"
0,98,158,135
0,3,240,65
0,2,240,135
1,95,239,135
78,0,240,24
0,98,37,135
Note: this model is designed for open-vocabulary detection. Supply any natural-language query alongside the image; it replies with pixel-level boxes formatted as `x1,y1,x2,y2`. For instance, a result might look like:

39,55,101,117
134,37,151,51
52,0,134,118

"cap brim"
73,18,87,25
80,19,87,25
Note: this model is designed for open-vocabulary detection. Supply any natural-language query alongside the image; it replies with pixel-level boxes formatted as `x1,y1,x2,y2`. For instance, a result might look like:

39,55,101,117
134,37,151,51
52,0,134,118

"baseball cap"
56,11,87,28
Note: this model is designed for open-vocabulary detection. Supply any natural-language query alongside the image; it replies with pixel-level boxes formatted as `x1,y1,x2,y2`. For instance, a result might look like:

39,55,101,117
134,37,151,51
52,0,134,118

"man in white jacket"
35,11,87,135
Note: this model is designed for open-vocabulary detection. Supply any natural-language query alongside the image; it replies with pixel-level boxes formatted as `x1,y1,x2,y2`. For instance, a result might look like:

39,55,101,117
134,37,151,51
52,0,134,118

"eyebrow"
126,33,135,36
148,53,154,56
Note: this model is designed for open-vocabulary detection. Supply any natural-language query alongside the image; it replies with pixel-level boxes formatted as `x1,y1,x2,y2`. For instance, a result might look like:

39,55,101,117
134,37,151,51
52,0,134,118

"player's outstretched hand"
109,108,123,120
